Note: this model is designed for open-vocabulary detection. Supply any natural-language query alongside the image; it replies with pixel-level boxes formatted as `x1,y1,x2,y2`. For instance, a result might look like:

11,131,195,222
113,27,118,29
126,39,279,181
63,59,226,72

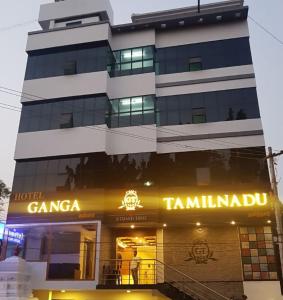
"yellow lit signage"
163,193,268,210
27,200,80,214
119,190,143,211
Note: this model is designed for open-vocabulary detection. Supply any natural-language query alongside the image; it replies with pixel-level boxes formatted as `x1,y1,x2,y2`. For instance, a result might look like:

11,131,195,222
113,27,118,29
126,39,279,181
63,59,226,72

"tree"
0,180,11,219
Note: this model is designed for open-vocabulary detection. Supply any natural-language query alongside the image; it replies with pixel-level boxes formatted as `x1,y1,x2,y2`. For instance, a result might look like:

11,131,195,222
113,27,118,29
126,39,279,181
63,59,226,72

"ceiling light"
144,181,153,187
267,220,272,224
161,23,166,29
196,222,201,227
179,20,185,26
216,15,222,21
198,18,204,23
131,225,135,229
163,224,167,227
126,290,131,293
231,221,236,225
61,290,66,293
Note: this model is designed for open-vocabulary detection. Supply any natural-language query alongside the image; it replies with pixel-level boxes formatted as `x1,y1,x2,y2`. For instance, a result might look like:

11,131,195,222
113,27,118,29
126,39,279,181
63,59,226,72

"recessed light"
144,181,153,187
163,223,167,227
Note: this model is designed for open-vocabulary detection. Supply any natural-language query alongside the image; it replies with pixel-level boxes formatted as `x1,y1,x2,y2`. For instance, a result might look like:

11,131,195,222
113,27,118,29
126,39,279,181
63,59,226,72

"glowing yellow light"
27,200,80,214
267,220,272,224
144,181,153,187
126,290,131,293
163,223,167,227
163,193,268,210
196,222,201,227
131,225,135,229
231,221,236,225
119,190,143,211
61,290,66,293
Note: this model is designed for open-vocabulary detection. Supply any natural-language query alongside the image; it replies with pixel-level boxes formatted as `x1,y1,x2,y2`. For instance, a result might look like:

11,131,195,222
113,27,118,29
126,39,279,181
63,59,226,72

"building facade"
1,0,281,299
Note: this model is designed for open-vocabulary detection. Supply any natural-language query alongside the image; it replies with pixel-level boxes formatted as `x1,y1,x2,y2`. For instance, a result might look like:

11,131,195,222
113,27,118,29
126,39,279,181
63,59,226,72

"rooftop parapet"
38,0,113,30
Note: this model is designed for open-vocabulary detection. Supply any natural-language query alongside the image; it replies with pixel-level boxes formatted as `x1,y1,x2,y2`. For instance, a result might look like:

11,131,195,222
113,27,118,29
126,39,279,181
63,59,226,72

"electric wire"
0,86,270,160
0,20,37,32
248,15,283,46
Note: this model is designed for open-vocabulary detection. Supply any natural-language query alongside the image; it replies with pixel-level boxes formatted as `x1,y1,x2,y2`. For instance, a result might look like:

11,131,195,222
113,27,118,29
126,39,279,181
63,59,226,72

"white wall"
156,65,254,85
15,125,107,160
157,135,265,153
156,21,249,48
244,281,283,300
156,78,256,97
106,125,157,155
110,29,155,50
22,71,108,102
108,73,156,99
39,0,113,26
157,119,263,138
27,23,111,51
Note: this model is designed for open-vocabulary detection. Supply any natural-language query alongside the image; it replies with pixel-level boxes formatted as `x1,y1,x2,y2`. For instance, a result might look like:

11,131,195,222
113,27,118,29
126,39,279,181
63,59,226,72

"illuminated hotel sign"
163,193,268,210
27,200,80,214
119,190,143,211
8,229,24,244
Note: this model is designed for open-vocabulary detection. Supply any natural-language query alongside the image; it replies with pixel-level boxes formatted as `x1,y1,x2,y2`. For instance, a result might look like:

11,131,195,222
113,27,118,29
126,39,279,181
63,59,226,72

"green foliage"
0,179,10,200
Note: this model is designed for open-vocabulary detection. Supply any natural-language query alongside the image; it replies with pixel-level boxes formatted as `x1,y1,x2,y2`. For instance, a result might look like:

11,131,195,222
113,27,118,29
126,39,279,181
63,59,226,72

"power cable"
0,86,270,158
0,20,37,32
0,86,269,161
248,15,283,46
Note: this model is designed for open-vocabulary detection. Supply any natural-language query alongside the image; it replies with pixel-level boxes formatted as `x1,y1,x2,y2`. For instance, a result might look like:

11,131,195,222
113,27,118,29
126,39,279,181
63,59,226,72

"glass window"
192,108,206,124
60,113,74,128
132,48,143,60
131,97,143,112
121,50,132,62
189,58,202,72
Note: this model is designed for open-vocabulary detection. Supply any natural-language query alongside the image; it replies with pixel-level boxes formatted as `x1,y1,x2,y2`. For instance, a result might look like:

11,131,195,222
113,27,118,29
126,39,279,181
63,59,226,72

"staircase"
155,260,230,300
98,258,230,300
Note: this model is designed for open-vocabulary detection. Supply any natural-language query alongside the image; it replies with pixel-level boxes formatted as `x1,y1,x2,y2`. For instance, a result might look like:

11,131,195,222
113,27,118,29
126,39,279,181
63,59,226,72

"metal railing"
99,259,156,285
98,259,230,300
156,259,229,300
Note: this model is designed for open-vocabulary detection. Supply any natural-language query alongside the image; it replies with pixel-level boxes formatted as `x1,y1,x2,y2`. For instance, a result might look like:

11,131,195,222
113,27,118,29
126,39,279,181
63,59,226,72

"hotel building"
1,0,281,299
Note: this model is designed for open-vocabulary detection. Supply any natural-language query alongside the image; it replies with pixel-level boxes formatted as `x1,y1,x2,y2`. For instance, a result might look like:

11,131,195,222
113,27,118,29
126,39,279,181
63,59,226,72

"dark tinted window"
19,95,108,133
156,88,260,126
12,147,269,193
25,43,110,80
155,37,252,75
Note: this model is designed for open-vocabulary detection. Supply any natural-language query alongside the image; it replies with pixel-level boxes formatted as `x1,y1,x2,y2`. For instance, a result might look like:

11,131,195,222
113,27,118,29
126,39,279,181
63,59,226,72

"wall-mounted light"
131,224,135,229
231,221,236,225
196,222,201,227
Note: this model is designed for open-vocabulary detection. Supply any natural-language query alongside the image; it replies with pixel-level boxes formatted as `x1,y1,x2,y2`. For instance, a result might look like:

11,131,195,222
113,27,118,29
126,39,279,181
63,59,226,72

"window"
66,21,82,27
108,95,155,127
192,107,206,124
108,46,154,77
189,57,202,71
19,95,107,133
63,61,77,75
60,113,73,129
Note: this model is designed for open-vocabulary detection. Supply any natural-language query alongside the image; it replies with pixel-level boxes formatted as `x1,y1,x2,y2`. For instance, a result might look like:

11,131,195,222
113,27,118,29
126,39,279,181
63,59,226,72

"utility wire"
0,87,269,161
0,86,270,155
0,20,37,32
248,15,283,46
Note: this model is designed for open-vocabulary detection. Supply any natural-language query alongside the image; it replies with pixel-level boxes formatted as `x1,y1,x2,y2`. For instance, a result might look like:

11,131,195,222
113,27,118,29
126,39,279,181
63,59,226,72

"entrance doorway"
116,235,156,284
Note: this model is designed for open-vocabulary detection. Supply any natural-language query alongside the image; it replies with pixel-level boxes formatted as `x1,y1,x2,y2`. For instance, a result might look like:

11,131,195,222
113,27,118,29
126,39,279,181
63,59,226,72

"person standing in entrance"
130,249,141,284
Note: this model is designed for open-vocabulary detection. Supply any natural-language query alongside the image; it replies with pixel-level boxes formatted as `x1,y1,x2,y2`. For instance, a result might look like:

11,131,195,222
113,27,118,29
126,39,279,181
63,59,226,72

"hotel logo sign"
185,240,217,264
119,190,143,211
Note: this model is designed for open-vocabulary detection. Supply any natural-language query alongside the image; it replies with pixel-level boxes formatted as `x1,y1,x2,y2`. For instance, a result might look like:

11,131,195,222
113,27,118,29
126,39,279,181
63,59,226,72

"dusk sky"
0,0,282,199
